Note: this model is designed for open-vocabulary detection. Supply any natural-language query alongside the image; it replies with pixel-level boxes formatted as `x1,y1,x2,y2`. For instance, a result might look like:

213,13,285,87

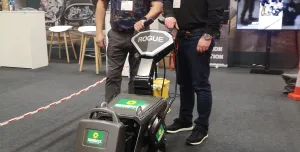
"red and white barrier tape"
0,77,107,127
0,66,130,127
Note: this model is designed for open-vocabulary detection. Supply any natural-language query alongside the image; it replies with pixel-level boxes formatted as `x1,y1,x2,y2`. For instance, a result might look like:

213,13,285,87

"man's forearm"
163,0,174,17
95,0,108,33
144,2,163,20
204,0,224,36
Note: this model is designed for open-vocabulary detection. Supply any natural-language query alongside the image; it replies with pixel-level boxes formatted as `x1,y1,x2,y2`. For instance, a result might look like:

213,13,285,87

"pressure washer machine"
75,20,177,152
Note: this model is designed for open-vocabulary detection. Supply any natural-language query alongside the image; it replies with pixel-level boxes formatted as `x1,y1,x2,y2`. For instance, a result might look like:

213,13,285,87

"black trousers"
241,0,256,20
176,31,214,133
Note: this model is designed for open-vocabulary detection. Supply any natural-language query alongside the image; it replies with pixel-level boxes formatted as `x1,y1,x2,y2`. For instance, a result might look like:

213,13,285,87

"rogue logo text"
138,36,164,43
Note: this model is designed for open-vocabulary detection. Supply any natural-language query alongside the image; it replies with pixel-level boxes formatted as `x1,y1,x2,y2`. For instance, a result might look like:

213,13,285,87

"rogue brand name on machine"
138,36,164,42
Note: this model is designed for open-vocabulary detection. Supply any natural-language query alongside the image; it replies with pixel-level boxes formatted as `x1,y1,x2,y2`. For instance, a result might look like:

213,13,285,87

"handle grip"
144,18,154,27
158,18,165,25
158,17,178,37
90,108,120,123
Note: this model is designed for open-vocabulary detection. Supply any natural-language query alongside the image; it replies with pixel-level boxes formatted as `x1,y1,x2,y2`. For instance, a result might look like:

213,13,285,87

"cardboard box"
158,53,175,69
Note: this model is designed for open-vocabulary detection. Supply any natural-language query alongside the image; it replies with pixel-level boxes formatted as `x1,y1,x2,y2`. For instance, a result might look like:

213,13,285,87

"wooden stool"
79,30,102,74
48,25,77,63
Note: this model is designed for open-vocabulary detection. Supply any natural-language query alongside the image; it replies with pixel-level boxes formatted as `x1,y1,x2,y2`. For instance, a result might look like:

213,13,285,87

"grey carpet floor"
0,59,300,152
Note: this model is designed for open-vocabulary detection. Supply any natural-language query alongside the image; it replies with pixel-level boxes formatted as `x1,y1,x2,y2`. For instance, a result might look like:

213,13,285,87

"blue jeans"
176,31,214,133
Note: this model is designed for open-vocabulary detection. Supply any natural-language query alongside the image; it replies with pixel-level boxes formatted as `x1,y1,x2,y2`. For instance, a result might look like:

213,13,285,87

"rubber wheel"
157,139,167,152
144,140,167,152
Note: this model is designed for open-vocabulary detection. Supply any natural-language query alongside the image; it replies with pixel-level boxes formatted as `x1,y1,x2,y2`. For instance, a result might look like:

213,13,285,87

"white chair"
78,26,103,74
48,25,78,63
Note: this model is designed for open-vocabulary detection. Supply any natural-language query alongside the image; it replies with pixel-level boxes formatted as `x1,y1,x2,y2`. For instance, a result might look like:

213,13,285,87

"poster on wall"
39,0,96,26
210,24,229,68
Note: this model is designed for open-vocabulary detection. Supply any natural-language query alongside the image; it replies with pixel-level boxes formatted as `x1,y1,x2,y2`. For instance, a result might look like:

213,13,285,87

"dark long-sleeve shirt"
163,0,224,36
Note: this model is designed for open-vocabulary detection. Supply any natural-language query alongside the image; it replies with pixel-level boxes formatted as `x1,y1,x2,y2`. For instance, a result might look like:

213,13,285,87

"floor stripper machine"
75,18,178,152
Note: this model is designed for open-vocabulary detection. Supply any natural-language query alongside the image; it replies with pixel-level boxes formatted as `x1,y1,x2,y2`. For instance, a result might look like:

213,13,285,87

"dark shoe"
241,20,252,25
249,17,258,21
186,129,208,145
166,118,193,134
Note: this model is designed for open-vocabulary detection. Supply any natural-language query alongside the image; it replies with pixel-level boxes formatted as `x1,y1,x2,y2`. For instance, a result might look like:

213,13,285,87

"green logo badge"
86,130,104,146
113,98,146,110
155,124,165,142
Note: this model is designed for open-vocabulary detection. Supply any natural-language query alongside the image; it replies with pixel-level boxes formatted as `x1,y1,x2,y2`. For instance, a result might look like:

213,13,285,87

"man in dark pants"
163,0,223,146
95,0,163,103
240,0,257,24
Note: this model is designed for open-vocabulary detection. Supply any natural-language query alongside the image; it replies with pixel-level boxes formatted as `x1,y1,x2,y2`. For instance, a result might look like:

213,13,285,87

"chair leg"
98,44,102,68
68,31,78,59
48,32,54,61
63,32,70,63
79,35,87,72
79,34,84,64
58,33,61,59
94,37,99,74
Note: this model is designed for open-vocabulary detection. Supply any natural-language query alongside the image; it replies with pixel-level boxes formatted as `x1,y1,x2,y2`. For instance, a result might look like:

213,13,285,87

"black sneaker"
186,129,208,145
166,118,194,134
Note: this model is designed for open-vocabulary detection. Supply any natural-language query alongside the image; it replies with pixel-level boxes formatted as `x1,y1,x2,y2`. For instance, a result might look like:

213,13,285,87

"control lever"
158,17,177,36
143,18,154,27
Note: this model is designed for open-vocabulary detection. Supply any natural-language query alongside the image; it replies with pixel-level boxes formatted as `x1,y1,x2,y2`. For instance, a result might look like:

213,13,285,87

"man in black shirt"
163,0,223,146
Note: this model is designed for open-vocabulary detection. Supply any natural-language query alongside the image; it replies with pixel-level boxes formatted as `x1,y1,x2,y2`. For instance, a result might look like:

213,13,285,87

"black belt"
112,28,134,33
179,28,203,33
177,28,204,38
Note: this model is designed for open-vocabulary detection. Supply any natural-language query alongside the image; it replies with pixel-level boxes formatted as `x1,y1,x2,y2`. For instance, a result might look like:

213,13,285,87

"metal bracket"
136,106,143,116
100,102,108,108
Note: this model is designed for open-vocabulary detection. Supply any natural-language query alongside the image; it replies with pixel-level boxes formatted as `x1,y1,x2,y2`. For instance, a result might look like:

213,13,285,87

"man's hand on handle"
134,20,146,32
164,17,179,30
164,17,211,53
96,32,106,48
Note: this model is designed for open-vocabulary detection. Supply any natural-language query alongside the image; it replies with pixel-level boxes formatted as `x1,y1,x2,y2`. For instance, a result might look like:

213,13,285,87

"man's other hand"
96,32,106,48
164,17,179,30
197,37,211,53
134,20,146,32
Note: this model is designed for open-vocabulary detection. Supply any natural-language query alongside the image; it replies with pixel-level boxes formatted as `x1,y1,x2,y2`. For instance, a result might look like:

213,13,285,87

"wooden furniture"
48,25,78,63
0,11,48,69
78,27,102,74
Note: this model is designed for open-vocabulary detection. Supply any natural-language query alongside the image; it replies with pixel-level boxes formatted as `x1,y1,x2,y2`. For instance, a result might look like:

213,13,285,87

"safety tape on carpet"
0,66,131,127
0,77,107,127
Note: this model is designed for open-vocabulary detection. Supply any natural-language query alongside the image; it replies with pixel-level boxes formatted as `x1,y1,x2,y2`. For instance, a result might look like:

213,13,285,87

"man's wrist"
141,16,148,21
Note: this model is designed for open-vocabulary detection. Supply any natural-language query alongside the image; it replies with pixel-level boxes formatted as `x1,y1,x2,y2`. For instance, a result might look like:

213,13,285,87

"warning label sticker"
113,99,147,110
86,130,105,146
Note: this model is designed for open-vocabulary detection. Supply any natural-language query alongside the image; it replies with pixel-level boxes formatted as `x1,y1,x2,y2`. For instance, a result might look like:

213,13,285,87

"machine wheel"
144,138,167,152
156,138,167,152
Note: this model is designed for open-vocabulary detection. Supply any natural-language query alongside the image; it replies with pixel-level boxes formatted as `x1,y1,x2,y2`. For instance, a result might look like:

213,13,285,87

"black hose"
163,34,179,117
161,58,166,97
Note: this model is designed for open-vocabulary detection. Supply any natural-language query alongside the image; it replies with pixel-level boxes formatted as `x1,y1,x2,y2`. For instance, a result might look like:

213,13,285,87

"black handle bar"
90,108,121,123
158,18,165,25
144,18,154,27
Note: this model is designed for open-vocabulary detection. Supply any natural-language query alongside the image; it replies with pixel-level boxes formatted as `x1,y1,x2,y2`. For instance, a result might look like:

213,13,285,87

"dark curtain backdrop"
26,0,40,9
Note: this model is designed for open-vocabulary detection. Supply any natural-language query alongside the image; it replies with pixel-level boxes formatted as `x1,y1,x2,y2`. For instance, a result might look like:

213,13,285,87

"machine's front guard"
131,30,175,97
75,108,126,152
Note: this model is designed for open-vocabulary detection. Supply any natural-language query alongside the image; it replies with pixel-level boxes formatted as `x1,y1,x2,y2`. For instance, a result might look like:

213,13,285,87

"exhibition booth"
0,0,230,71
1,0,300,152
1,0,299,89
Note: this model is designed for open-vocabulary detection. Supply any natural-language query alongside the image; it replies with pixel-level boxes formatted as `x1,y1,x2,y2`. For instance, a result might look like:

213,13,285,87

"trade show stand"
0,11,48,69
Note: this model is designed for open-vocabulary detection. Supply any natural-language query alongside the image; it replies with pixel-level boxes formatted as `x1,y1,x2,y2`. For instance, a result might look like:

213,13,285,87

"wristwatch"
203,33,212,40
